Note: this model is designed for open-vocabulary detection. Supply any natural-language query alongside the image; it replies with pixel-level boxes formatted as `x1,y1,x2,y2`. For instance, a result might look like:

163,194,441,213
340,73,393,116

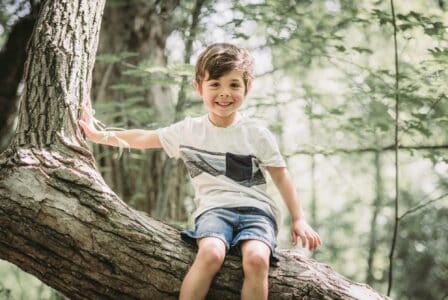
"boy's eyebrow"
206,78,243,82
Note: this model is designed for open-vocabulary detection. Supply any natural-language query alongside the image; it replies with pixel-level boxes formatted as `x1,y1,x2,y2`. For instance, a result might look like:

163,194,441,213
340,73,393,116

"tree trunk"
366,150,384,285
0,0,389,299
154,0,207,221
90,0,191,221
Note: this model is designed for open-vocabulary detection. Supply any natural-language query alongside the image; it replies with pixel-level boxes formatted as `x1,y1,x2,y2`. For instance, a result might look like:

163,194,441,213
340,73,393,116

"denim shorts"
181,207,279,263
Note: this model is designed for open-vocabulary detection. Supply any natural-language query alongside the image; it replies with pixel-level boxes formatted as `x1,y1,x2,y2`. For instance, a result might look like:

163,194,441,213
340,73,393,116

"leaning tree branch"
0,147,390,299
284,143,448,157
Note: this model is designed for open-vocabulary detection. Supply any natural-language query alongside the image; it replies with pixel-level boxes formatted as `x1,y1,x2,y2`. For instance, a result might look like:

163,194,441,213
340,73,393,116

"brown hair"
195,43,254,95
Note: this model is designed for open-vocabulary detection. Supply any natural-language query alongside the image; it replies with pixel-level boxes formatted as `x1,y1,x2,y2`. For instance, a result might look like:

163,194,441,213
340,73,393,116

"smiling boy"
79,43,321,300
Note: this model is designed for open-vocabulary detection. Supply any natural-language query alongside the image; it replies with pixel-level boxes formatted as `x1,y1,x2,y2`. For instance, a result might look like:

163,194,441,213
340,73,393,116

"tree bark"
0,0,389,299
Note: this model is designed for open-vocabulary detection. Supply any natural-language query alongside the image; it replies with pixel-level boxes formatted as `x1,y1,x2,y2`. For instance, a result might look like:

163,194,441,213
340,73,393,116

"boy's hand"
291,219,322,251
78,101,102,142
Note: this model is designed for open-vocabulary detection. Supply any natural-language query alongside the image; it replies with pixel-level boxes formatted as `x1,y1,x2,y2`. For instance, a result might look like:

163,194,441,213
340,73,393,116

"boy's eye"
231,84,241,88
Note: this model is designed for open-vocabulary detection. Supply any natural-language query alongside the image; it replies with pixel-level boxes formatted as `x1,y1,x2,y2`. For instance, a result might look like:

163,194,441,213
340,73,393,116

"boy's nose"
219,89,230,97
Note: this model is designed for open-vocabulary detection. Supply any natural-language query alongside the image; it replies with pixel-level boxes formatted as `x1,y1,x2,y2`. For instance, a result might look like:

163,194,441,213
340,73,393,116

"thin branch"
265,43,394,89
388,0,400,296
399,192,448,220
285,143,448,157
426,94,445,116
175,0,206,119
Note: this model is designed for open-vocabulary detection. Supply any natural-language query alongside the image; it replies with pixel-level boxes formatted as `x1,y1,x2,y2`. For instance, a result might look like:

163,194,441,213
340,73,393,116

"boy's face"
194,70,251,124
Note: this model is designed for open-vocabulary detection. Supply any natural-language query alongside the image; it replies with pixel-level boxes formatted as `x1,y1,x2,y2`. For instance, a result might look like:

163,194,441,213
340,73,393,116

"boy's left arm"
266,166,322,251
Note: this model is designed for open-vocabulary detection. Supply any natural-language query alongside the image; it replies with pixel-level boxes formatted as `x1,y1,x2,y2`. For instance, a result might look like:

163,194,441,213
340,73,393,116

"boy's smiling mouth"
215,101,233,107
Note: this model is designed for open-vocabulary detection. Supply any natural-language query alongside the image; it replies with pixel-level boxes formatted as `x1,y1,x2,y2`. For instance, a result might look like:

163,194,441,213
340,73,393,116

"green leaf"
234,32,251,39
428,47,448,58
119,51,139,59
110,84,147,93
397,14,408,21
352,17,369,24
335,45,346,52
368,100,393,131
329,108,345,115
398,23,414,31
96,54,121,63
371,9,392,26
352,47,373,54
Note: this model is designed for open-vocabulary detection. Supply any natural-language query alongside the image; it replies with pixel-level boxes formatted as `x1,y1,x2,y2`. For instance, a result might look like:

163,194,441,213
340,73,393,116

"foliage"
0,0,33,47
0,0,447,298
0,259,62,299
393,203,448,300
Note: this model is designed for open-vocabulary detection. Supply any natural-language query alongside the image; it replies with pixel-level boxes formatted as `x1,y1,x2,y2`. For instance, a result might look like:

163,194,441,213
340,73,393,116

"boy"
79,43,321,300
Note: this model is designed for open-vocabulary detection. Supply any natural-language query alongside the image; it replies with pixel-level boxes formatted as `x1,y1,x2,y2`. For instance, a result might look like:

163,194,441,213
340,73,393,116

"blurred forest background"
0,0,447,299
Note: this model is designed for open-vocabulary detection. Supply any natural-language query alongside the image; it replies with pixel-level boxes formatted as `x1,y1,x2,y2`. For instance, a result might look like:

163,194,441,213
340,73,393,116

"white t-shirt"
157,113,286,225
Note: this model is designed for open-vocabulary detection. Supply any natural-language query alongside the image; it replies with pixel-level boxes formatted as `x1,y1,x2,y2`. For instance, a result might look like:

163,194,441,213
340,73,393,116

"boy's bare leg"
179,237,226,300
240,240,271,300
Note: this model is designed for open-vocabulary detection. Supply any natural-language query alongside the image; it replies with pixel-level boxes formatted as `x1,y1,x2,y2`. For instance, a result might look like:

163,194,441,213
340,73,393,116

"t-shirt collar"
205,112,244,129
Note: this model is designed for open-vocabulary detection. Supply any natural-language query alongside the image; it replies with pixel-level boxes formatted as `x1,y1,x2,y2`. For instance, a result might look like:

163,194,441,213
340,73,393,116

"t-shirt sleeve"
156,118,189,159
258,128,286,167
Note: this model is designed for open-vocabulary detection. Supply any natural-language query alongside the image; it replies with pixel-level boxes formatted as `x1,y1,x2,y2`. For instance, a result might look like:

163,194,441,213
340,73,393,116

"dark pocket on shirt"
225,153,253,182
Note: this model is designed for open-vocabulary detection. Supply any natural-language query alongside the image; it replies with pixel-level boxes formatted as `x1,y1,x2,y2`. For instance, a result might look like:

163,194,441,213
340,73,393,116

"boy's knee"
197,238,226,269
243,251,269,274
242,243,270,275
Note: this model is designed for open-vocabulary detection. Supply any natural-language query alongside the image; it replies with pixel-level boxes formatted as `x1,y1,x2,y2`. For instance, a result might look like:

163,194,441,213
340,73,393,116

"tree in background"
0,0,40,151
89,0,191,222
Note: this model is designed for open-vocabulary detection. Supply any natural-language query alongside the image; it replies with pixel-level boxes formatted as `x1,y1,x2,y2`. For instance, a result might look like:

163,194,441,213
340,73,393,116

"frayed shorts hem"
180,207,280,265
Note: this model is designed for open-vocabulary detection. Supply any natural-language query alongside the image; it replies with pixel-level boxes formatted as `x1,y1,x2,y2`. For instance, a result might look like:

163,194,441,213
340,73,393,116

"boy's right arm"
78,102,162,150
81,126,162,149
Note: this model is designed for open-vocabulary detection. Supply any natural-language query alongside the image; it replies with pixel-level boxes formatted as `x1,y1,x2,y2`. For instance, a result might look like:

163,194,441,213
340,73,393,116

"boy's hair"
195,43,254,95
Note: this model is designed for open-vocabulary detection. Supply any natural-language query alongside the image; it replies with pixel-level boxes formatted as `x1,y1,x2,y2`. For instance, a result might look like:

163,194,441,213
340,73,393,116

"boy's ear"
245,80,253,95
194,80,202,96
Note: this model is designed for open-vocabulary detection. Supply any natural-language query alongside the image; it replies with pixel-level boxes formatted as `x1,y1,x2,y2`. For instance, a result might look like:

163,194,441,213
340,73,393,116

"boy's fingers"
79,120,90,132
306,234,313,250
81,106,92,122
79,120,88,130
313,234,321,250
308,234,315,250
301,234,306,248
82,101,91,111
311,234,318,250
311,236,318,251
305,232,316,251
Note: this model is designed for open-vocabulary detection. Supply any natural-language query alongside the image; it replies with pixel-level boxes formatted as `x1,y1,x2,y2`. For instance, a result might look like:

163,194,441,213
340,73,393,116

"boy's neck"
208,112,240,128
